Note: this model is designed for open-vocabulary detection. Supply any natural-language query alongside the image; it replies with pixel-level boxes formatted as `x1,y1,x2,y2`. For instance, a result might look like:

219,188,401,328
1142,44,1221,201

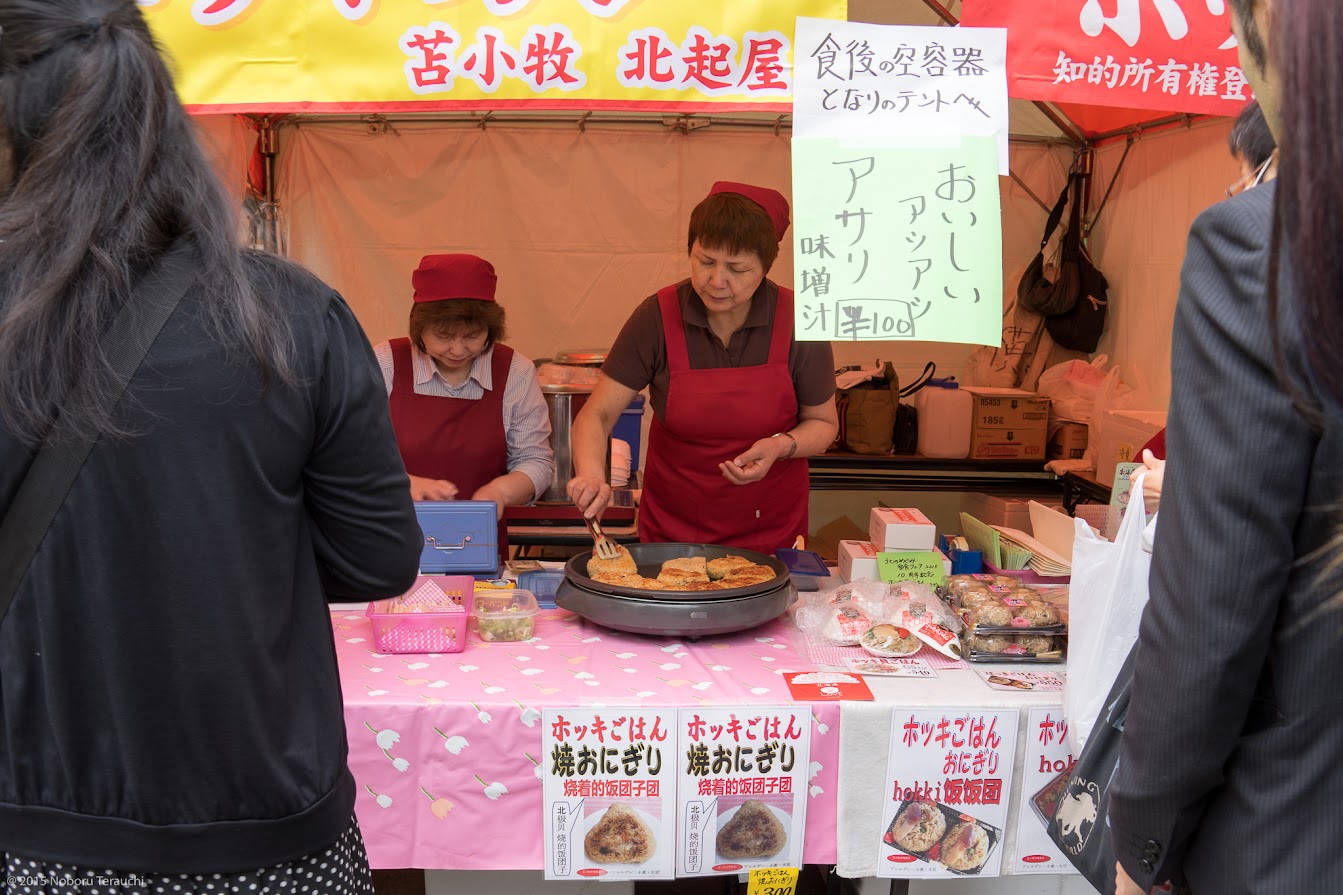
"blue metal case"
414,501,499,574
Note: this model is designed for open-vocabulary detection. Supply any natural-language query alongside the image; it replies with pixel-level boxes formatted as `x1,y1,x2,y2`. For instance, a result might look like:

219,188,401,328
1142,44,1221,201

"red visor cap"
708,181,790,242
412,253,498,303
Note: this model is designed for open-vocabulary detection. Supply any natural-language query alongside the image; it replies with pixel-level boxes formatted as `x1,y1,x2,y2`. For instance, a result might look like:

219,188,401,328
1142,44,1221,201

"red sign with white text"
961,0,1250,117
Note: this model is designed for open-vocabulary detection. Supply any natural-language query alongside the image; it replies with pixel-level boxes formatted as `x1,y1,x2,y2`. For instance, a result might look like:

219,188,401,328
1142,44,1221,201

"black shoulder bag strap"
0,239,198,624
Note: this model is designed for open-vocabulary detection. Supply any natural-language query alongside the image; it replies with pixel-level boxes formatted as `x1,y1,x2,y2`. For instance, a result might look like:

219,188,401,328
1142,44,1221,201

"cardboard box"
962,387,1050,430
1094,409,1167,488
838,539,879,582
968,427,1048,459
1047,421,1089,461
868,507,937,551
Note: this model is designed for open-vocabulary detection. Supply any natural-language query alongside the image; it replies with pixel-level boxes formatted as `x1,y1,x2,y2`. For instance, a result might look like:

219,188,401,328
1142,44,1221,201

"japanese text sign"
791,136,1003,345
677,707,811,877
960,0,1251,117
877,551,948,586
543,708,677,880
794,19,1009,175
1013,708,1078,874
876,708,1019,879
140,0,844,113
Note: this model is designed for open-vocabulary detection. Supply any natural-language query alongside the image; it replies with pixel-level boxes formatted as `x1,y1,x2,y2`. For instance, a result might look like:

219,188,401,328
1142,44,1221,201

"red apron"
388,337,512,560
638,284,808,555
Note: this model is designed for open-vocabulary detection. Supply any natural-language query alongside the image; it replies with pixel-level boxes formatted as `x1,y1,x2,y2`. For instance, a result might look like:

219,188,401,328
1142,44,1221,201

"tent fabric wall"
192,113,253,206
1088,119,1236,410
276,120,1072,385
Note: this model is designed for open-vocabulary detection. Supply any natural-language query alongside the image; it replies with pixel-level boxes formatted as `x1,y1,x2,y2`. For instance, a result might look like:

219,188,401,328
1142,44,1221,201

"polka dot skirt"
3,813,373,895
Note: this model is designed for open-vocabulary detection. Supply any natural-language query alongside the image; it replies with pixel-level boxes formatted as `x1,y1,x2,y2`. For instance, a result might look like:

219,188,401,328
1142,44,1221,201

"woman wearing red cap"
567,183,837,555
374,254,554,553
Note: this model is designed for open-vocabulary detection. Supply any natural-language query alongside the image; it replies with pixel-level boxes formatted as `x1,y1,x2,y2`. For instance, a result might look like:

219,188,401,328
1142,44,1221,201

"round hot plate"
557,542,798,637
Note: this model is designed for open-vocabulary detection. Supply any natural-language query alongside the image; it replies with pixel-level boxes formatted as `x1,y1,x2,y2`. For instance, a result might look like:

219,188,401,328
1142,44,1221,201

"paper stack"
984,501,1090,578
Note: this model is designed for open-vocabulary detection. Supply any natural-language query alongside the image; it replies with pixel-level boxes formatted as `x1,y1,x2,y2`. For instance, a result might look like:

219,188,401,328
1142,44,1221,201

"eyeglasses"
1226,150,1277,199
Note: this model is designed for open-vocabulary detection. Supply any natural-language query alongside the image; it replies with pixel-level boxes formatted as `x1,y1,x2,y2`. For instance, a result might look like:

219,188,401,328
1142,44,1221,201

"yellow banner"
140,0,846,113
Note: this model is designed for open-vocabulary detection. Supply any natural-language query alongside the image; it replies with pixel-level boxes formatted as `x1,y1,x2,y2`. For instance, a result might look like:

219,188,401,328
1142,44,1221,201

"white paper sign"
843,657,938,678
793,18,1009,174
1013,708,1078,875
542,708,677,881
677,706,811,876
876,708,1019,879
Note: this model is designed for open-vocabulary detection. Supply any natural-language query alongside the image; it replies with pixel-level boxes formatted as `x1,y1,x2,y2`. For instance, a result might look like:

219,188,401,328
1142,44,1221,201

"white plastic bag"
1036,355,1117,424
1063,472,1152,753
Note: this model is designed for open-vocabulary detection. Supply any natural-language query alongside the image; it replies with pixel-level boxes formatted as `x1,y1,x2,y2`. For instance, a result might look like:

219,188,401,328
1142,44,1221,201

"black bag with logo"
1019,174,1110,352
1047,645,1138,895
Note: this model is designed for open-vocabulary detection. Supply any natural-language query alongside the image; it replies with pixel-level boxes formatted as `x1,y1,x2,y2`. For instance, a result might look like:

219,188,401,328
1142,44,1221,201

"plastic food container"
472,589,539,642
518,568,565,608
366,575,472,654
774,548,831,591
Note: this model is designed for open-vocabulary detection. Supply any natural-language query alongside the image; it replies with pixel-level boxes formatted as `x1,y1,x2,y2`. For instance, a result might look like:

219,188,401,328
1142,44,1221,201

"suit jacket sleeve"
1109,185,1316,888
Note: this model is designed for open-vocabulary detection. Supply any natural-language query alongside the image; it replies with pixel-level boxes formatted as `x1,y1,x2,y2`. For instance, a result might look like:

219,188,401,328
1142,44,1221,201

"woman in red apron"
566,183,838,555
374,254,555,559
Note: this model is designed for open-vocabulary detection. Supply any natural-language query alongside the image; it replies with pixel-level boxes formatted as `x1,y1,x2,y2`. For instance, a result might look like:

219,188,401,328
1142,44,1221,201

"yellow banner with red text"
140,0,847,113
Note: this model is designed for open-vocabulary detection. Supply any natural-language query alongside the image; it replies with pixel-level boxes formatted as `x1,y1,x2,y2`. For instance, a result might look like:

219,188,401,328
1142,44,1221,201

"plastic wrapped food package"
795,579,895,645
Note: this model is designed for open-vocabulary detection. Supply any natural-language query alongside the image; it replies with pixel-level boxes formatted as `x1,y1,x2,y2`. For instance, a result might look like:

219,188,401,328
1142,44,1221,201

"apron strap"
656,285,691,374
767,286,794,366
389,337,416,394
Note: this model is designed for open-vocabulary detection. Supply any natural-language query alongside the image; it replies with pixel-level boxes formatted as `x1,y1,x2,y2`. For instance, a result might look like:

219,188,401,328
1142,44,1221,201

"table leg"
887,881,911,895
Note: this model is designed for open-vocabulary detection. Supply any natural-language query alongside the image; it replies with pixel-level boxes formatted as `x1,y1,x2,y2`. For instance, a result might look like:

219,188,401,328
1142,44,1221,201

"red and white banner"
961,0,1250,118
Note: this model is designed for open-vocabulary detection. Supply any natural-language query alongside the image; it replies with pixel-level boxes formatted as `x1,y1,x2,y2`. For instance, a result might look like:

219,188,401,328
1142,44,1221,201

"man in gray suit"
1111,0,1343,893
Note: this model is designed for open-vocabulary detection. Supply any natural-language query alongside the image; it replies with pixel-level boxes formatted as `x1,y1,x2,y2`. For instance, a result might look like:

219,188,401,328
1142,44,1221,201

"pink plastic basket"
366,576,472,654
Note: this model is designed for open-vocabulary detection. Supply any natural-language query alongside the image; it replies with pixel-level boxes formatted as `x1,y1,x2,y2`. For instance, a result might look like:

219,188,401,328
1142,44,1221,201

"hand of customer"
720,436,786,485
410,474,459,501
567,474,612,519
1116,861,1151,895
1129,449,1165,514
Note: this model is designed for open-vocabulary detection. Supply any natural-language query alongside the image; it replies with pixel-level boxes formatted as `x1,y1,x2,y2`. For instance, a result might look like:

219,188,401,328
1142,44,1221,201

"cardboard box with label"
868,507,937,551
1046,421,1089,460
838,539,880,582
962,387,1049,460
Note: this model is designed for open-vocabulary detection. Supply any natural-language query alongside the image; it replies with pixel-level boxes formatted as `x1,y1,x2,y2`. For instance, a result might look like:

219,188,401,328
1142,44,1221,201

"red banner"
961,0,1249,119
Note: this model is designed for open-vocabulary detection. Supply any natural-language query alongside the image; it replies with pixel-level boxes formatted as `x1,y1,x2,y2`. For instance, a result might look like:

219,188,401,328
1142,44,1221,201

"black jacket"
0,253,422,873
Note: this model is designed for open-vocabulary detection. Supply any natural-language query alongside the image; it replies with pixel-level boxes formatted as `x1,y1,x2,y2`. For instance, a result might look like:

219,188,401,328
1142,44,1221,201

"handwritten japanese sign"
876,708,1019,879
791,136,1003,345
1013,708,1078,875
961,0,1250,117
793,19,1009,174
543,708,677,880
876,551,948,586
677,707,811,877
140,0,843,112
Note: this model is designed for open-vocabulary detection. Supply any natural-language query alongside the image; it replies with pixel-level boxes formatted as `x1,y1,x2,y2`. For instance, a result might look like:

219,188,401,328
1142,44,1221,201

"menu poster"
542,708,677,881
677,707,811,877
876,708,1019,879
1013,709,1078,875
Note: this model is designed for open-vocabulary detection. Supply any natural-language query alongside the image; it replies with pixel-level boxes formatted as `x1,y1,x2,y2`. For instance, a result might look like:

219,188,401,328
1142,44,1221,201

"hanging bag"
837,361,900,455
1045,176,1109,352
1017,178,1077,317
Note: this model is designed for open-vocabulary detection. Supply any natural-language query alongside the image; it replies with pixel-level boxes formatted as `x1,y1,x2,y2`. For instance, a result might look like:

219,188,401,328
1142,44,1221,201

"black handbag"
1018,178,1078,317
1019,174,1110,352
0,241,198,623
1047,644,1138,895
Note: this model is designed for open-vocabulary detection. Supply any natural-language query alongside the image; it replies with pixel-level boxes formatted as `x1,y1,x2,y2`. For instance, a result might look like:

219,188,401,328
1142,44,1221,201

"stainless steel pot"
539,385,592,503
556,542,798,637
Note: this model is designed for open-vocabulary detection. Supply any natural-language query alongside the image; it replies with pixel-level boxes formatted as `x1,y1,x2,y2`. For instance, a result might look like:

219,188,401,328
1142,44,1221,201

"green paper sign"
791,135,1003,345
876,551,947,586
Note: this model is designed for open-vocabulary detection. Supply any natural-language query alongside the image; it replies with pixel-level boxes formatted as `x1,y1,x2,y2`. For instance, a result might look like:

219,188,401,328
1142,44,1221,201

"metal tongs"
584,515,621,561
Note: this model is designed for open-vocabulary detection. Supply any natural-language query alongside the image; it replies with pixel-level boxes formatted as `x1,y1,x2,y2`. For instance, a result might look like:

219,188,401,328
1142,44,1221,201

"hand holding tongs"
584,515,621,561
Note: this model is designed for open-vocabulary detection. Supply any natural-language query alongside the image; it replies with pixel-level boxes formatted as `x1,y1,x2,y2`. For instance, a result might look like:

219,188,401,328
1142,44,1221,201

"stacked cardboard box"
961,387,1049,460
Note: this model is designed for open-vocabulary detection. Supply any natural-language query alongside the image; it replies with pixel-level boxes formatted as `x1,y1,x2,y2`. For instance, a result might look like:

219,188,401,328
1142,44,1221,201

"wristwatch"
772,431,798,460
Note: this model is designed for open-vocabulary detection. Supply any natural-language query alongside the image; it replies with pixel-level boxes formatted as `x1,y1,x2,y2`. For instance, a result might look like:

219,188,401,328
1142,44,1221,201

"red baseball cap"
411,253,498,303
708,181,791,242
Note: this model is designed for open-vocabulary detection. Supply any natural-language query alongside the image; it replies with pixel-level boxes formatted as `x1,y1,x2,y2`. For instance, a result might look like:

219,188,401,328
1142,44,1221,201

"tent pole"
258,118,280,254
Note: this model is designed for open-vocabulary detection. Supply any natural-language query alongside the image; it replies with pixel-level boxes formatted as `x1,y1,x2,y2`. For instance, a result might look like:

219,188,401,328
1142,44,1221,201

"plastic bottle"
914,377,973,459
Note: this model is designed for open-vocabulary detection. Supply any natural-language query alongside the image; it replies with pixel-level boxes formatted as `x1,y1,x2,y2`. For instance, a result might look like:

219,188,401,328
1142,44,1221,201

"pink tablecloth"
335,606,840,870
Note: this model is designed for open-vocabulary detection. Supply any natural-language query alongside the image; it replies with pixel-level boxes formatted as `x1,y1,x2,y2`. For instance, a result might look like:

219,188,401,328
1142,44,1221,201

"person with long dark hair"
1111,1,1343,893
0,0,421,890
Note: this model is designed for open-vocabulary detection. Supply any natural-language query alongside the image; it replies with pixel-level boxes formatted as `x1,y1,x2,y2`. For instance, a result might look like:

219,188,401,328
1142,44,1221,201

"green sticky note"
877,551,947,585
791,135,1003,345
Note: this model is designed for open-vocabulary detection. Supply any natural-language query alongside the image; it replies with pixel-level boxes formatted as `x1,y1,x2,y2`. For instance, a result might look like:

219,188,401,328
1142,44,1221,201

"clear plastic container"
518,569,564,608
472,589,539,642
915,377,973,459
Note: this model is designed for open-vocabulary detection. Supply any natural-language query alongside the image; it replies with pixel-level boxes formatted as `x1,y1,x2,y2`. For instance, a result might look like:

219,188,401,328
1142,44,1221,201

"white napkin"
835,701,894,877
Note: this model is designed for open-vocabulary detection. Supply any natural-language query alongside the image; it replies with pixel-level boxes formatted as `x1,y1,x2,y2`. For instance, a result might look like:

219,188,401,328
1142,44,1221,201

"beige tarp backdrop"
277,121,1078,387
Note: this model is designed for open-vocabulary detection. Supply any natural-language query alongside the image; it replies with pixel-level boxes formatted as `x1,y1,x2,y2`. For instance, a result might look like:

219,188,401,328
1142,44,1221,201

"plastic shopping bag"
1035,355,1114,423
1063,472,1151,754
